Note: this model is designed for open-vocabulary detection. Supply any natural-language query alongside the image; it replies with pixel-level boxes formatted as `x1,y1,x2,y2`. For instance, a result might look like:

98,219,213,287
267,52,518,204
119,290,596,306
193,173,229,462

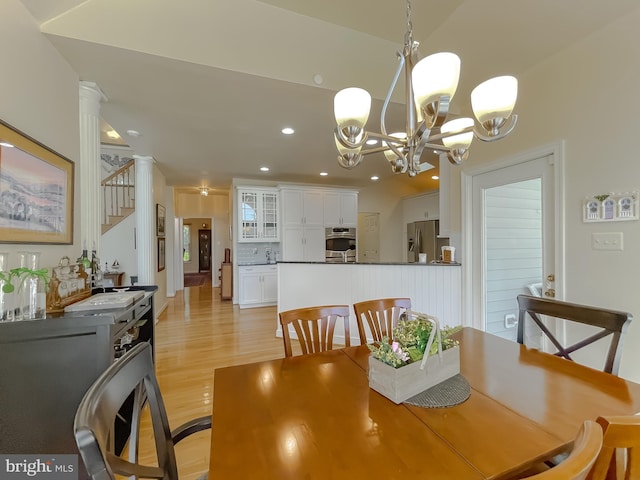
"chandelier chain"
404,0,413,47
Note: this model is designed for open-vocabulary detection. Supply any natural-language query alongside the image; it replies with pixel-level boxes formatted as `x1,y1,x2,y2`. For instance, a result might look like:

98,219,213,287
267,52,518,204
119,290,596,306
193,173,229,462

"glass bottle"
17,251,47,321
0,252,15,322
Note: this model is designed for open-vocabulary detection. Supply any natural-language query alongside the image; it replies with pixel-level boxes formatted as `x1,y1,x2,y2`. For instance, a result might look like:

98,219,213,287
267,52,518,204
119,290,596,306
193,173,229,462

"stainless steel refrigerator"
407,220,449,263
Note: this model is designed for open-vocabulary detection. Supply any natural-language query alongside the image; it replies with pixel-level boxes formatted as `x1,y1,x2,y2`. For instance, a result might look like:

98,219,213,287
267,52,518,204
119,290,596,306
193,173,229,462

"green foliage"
367,315,461,369
1,267,51,293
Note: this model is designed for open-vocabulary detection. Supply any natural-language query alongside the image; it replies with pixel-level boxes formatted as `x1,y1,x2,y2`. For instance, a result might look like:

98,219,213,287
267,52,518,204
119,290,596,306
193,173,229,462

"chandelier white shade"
334,87,372,130
411,52,460,110
471,75,518,128
333,0,518,176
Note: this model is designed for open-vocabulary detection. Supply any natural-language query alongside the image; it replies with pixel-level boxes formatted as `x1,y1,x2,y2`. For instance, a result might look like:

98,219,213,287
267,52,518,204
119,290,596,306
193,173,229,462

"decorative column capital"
79,81,108,103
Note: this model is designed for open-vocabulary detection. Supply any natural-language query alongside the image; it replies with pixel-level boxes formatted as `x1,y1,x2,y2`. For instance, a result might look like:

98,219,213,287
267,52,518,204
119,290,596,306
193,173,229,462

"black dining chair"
74,342,211,480
516,294,632,375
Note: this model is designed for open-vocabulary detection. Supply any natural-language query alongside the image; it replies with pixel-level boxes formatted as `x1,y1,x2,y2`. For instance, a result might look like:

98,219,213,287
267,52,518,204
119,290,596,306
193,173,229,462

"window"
183,224,191,262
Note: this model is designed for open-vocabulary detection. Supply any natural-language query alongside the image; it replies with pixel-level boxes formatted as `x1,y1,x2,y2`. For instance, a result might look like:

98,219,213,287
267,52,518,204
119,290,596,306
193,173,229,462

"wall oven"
325,227,356,263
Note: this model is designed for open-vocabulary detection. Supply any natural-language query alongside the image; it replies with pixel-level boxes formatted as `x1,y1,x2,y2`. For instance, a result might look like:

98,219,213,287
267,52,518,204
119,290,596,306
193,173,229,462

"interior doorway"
198,229,212,272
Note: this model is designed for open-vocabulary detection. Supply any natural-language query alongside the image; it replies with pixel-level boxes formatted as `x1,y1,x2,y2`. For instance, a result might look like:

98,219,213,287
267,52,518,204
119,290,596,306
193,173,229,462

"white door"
463,144,564,342
357,213,380,262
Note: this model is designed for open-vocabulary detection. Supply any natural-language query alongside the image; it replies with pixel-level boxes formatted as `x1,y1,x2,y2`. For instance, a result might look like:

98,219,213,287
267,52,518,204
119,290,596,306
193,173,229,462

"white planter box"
368,346,460,404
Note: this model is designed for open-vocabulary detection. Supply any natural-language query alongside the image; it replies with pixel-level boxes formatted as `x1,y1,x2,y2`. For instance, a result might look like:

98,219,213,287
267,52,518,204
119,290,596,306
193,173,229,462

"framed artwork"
156,203,166,236
157,237,166,272
0,119,74,244
583,192,638,223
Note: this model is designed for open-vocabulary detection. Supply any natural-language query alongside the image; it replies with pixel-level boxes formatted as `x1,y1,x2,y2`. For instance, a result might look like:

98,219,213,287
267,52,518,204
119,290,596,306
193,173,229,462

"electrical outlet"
504,313,517,328
592,232,623,251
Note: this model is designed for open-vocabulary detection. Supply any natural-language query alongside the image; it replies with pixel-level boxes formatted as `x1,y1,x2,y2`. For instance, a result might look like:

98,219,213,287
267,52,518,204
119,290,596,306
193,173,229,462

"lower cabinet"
239,265,277,308
282,225,325,262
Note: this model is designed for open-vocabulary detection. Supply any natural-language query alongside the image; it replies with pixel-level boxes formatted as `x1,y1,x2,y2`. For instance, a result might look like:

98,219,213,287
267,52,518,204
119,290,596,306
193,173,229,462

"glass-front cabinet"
238,187,280,242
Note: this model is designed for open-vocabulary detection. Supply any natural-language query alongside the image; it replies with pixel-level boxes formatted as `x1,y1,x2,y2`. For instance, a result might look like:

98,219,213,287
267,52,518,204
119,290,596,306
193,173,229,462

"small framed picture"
156,204,166,236
157,237,166,272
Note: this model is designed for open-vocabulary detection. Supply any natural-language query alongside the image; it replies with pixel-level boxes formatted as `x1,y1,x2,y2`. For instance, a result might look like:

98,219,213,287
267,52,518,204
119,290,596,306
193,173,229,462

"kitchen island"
277,261,461,344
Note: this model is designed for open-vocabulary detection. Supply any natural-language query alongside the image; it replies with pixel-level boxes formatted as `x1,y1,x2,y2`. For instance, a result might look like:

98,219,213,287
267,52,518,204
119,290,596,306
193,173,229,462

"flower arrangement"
368,314,461,368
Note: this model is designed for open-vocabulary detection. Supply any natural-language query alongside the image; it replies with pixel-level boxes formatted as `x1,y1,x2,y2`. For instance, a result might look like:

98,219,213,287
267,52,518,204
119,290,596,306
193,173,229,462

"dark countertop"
277,261,461,266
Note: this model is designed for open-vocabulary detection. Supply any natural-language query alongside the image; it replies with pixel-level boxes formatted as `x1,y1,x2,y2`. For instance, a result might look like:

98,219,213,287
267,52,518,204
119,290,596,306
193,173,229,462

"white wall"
101,213,137,286
445,7,640,381
153,165,168,313
0,0,81,269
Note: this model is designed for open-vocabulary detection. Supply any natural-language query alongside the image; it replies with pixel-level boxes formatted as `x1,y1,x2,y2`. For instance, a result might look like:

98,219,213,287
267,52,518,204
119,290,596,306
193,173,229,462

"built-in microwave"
325,227,356,263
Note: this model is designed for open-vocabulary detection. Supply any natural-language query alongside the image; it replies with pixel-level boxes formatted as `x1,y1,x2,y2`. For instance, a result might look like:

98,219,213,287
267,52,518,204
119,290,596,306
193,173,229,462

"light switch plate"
591,232,623,251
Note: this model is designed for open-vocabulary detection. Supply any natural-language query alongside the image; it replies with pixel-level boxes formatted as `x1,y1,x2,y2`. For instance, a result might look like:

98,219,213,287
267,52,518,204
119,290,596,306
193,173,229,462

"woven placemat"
404,374,471,408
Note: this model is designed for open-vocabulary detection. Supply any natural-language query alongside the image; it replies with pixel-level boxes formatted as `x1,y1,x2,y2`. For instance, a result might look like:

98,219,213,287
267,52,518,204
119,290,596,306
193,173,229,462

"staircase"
102,160,135,234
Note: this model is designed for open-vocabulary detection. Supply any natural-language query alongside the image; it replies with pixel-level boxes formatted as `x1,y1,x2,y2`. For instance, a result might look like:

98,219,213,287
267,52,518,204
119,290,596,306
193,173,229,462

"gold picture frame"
156,203,166,237
157,237,166,272
0,119,74,244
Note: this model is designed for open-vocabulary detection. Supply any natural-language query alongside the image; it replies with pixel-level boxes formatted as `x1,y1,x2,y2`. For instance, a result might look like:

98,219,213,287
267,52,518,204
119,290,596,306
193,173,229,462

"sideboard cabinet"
0,285,157,479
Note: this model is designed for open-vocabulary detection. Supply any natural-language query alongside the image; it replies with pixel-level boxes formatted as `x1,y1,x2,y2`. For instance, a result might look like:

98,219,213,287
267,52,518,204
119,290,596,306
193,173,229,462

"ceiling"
18,0,640,193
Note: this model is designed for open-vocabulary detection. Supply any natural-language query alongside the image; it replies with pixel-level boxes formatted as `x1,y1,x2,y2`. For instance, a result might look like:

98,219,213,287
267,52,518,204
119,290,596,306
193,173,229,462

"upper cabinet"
280,188,324,227
324,191,358,227
403,191,439,224
237,187,280,242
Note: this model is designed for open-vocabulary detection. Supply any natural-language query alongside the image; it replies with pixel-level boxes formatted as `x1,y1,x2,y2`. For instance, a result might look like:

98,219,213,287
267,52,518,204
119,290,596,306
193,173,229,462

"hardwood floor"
139,282,284,479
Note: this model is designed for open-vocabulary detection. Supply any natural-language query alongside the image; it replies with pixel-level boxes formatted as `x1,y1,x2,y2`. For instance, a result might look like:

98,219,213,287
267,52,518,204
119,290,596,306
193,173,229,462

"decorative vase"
17,251,47,321
0,252,15,322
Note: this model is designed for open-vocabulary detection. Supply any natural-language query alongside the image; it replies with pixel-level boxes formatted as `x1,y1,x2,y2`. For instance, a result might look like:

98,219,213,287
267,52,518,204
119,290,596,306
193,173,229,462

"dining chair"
587,415,640,480
353,297,411,344
523,420,603,479
74,342,212,480
279,305,350,357
516,294,632,375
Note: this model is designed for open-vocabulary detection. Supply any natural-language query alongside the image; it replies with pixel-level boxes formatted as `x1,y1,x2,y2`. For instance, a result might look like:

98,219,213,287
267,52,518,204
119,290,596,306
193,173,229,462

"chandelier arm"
474,115,518,142
334,127,367,149
337,153,363,169
380,51,406,137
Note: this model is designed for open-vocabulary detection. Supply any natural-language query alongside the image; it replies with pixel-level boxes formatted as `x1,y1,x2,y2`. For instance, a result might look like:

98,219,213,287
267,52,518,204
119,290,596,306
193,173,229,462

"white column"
134,155,155,284
79,81,107,254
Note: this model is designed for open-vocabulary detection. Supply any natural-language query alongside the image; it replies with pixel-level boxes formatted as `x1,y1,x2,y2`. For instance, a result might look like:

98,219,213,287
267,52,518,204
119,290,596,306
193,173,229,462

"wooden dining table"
209,328,640,479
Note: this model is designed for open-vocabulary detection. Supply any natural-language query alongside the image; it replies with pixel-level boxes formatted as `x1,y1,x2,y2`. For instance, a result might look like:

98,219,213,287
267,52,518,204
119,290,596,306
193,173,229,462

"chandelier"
333,0,518,176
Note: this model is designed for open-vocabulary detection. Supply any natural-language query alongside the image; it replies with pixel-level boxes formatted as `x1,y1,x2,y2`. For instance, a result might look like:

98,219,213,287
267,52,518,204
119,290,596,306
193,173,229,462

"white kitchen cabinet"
239,265,277,308
280,187,326,261
237,188,279,242
280,188,324,227
403,191,439,223
281,225,325,262
324,191,358,227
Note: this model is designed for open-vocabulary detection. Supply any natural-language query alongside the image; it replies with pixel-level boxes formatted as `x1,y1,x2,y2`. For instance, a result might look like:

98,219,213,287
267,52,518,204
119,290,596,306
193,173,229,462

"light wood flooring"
139,281,284,479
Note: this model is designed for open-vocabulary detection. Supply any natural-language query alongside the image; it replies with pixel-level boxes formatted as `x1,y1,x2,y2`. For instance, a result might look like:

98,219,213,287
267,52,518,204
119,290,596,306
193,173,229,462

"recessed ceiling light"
0,142,14,148
313,74,324,85
281,127,295,135
366,139,378,146
126,129,140,137
432,175,439,180
260,166,270,172
320,172,328,176
371,176,379,181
